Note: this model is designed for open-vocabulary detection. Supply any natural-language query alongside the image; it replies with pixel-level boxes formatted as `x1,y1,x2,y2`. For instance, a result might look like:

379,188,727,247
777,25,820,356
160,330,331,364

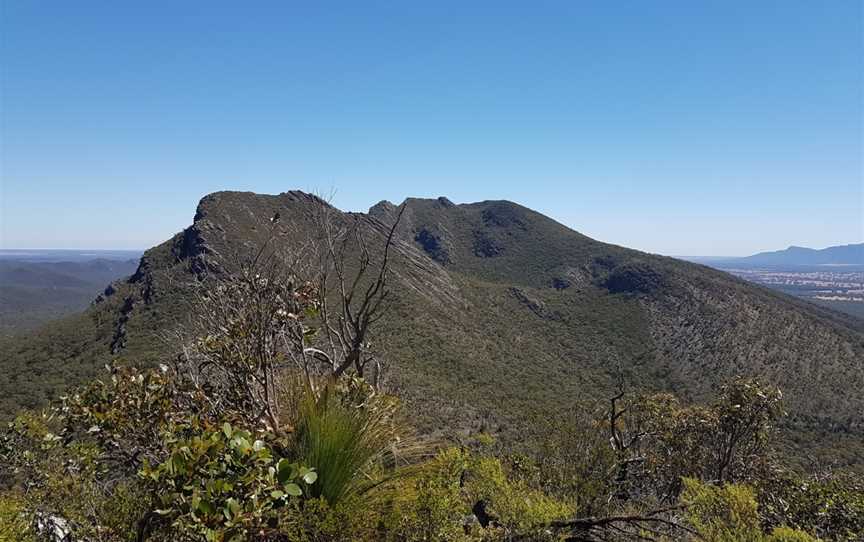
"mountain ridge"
2,190,863,467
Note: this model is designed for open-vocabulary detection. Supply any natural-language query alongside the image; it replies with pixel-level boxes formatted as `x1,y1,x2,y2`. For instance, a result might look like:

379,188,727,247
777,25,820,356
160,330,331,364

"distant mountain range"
738,243,863,266
689,243,863,267
0,249,143,263
1,193,863,468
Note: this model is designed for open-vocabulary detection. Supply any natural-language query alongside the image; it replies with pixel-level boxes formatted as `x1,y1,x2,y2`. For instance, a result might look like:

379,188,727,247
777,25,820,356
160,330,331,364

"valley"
0,251,141,335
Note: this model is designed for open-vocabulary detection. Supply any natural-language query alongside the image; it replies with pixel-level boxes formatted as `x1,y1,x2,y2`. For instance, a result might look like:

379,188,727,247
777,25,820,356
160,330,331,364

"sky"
1,1,861,256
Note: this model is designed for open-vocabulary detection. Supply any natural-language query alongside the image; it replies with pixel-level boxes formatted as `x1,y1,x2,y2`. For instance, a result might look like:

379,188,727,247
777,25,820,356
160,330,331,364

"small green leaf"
222,497,242,521
199,500,215,515
284,483,302,497
222,422,232,439
302,471,317,484
276,458,293,484
270,490,284,499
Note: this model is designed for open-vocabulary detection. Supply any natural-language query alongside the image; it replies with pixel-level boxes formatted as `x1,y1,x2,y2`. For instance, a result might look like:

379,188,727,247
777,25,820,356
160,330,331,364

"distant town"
712,265,864,319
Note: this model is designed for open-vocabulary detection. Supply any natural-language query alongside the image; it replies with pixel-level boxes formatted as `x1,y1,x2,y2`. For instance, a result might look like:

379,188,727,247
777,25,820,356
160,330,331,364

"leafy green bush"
682,478,765,542
757,469,864,541
0,492,34,542
4,368,862,541
0,410,148,541
682,478,816,542
141,421,316,541
384,447,571,541
767,526,818,542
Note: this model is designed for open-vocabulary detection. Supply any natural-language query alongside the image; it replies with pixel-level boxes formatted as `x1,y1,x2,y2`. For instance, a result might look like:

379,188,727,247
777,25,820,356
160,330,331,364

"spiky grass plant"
287,375,427,505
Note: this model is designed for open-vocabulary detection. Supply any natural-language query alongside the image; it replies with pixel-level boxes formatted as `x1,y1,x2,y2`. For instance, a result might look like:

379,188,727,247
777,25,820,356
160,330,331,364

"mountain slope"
2,191,863,467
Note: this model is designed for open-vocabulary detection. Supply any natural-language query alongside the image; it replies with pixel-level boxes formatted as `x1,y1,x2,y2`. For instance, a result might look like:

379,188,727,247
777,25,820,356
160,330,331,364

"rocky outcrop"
34,512,72,541
171,225,217,278
603,261,669,294
473,231,503,257
551,277,572,290
414,228,451,264
369,199,397,220
110,295,136,354
91,282,118,305
509,287,560,320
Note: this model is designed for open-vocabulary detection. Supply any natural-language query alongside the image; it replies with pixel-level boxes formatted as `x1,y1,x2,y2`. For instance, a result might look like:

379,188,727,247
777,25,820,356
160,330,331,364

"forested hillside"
0,258,138,335
2,196,862,540
2,191,862,468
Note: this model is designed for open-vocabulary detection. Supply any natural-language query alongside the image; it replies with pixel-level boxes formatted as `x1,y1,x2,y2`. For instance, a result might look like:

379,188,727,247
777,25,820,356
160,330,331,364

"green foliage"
767,526,818,542
385,447,572,540
63,364,204,469
4,365,862,541
464,452,573,531
5,193,864,474
757,469,864,541
385,450,470,542
1,198,862,540
0,492,35,542
292,378,408,505
0,306,118,421
1,365,421,541
141,421,315,541
188,267,321,433
270,497,368,542
518,377,787,518
682,478,765,542
623,378,784,501
682,479,818,542
0,410,149,542
526,411,619,515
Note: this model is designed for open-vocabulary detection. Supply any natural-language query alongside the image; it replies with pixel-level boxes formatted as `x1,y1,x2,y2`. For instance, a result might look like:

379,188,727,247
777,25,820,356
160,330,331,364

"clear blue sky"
1,1,861,255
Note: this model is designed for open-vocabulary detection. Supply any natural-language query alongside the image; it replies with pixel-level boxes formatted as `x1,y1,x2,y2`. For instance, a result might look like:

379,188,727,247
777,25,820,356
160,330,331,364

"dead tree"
306,199,406,388
176,198,406,434
605,359,651,503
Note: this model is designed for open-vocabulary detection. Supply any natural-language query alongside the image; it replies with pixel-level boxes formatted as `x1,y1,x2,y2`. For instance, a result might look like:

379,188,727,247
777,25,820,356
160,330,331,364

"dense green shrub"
140,421,316,541
682,478,817,542
757,469,864,541
682,478,766,541
0,492,35,542
5,364,864,542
